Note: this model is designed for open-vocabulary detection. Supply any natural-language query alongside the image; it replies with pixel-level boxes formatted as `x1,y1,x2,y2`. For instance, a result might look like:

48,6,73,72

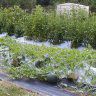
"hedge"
0,5,96,49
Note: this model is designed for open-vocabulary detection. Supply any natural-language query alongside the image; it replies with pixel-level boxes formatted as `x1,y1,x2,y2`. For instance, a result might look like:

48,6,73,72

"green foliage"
25,5,96,48
0,6,28,36
25,5,48,41
0,5,96,48
1,37,96,80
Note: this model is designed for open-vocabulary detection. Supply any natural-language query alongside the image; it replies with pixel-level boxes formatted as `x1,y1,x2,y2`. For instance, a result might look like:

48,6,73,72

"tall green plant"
25,5,48,41
0,6,27,36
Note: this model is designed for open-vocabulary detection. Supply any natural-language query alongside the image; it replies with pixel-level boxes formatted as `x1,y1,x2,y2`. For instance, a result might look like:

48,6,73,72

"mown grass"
0,80,40,96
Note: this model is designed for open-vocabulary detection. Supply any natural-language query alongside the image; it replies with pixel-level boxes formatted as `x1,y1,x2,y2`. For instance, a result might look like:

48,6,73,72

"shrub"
0,8,6,33
47,12,66,44
0,6,28,37
25,5,48,41
24,5,96,48
25,6,68,43
0,5,96,49
85,14,96,49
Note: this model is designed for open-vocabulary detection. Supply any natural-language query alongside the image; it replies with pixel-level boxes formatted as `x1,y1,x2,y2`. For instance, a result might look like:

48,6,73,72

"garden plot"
0,36,96,95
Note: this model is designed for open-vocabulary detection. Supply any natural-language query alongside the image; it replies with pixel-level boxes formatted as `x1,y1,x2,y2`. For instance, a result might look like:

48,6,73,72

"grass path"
0,80,41,96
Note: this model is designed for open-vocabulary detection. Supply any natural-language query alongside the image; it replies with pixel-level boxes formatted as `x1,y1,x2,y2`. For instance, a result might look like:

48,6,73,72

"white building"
56,3,89,16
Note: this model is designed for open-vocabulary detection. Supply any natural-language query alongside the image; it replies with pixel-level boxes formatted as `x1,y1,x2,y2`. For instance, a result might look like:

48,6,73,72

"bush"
47,12,66,44
0,5,96,49
24,5,96,48
25,6,68,43
0,8,6,33
0,6,28,37
85,14,96,49
25,5,48,41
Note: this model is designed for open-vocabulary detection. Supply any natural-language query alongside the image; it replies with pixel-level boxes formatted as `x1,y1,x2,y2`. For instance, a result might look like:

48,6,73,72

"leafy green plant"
0,5,96,48
0,6,28,36
0,37,96,82
25,5,48,41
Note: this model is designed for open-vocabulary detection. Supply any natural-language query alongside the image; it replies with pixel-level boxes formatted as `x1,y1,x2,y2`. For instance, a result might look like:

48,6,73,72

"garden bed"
0,36,96,95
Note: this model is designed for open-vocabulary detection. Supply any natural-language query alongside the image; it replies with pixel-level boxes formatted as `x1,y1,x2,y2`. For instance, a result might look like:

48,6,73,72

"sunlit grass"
0,80,40,96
